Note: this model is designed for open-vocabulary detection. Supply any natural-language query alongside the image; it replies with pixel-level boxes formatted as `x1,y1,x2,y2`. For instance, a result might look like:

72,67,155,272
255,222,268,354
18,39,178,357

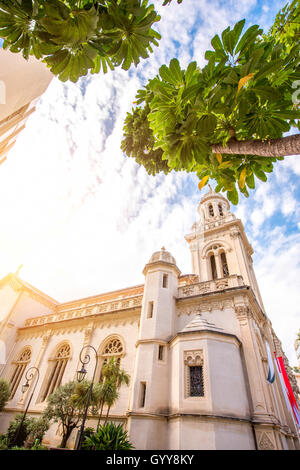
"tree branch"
211,133,300,157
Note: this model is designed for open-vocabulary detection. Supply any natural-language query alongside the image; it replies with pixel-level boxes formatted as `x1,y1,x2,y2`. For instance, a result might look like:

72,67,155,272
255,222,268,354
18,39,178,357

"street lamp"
13,366,40,447
75,345,98,450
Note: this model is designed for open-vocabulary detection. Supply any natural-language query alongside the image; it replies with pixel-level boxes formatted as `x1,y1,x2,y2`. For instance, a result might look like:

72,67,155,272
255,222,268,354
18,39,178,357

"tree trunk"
60,427,74,449
104,405,111,425
97,401,104,430
211,133,300,157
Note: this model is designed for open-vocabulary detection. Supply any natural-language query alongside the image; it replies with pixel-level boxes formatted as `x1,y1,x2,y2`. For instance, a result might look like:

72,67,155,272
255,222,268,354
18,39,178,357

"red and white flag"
274,354,300,428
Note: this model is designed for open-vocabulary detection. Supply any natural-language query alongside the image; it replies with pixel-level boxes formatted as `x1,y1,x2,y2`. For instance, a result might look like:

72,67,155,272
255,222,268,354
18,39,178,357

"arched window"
98,337,124,382
40,343,71,402
208,204,214,217
9,347,31,399
210,255,217,280
218,203,224,217
221,252,229,277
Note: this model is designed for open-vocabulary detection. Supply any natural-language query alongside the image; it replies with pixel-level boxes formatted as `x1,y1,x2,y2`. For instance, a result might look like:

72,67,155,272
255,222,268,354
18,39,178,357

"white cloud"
281,191,297,216
254,230,300,364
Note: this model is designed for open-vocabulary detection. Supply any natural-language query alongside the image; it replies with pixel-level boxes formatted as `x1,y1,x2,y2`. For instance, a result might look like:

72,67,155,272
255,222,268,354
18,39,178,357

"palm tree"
103,382,119,425
96,380,117,429
96,357,130,429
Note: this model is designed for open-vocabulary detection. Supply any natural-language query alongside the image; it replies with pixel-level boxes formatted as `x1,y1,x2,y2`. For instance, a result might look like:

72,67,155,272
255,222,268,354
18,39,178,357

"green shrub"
27,416,50,445
81,427,96,449
0,434,9,450
83,422,134,450
5,414,31,448
0,379,10,412
30,439,48,450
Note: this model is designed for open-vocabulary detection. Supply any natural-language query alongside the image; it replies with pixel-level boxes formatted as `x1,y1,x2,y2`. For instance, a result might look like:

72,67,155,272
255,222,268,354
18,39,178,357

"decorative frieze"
177,275,244,299
23,295,143,328
177,299,233,316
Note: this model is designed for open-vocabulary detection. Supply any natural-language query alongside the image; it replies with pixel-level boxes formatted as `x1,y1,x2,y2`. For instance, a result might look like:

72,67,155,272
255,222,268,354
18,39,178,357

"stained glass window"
210,255,217,280
40,343,71,402
10,347,31,399
189,366,204,397
221,252,229,277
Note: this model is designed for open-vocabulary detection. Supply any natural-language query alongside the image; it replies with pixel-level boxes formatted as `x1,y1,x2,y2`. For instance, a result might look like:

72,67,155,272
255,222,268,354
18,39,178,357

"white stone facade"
0,189,299,450
0,49,53,162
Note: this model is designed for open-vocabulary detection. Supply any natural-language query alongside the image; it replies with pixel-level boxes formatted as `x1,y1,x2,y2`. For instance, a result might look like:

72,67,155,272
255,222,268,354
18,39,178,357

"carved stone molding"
17,314,140,342
234,305,252,321
83,323,94,346
230,229,240,239
23,295,143,328
178,275,242,299
184,350,204,366
215,279,229,290
257,431,276,450
178,299,233,316
178,305,201,316
42,331,52,346
181,286,195,296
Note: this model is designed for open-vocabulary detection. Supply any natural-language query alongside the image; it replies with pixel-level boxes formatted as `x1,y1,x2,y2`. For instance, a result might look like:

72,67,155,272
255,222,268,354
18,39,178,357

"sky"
0,0,299,365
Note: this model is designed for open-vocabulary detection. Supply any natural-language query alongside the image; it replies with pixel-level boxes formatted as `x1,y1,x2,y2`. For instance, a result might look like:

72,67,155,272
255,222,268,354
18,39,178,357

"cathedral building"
0,189,299,450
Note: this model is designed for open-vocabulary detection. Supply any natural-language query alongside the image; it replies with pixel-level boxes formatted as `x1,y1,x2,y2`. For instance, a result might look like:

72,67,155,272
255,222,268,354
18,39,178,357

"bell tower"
185,187,265,310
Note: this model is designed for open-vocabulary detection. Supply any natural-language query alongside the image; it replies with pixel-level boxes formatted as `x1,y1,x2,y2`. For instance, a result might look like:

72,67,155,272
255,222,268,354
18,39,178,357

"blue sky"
0,0,299,364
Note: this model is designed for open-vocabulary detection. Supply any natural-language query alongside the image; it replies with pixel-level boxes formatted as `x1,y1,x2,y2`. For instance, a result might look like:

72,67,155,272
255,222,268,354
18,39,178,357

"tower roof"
199,185,230,208
143,247,181,276
148,247,177,266
180,313,224,334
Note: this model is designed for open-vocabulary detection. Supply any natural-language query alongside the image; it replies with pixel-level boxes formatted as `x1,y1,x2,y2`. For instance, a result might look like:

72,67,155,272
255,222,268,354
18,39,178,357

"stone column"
214,253,223,279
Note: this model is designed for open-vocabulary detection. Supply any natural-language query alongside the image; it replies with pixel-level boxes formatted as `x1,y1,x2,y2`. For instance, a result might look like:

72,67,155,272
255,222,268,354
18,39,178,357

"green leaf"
185,61,197,86
211,34,223,51
232,19,246,49
235,24,260,54
254,169,267,182
255,59,283,80
227,187,239,205
182,84,200,102
159,64,179,86
197,114,217,135
246,173,255,189
169,58,183,85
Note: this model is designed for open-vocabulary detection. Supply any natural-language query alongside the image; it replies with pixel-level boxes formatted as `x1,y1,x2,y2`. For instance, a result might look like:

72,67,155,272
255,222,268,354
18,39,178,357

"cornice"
186,219,253,256
176,284,268,328
168,412,251,424
2,407,128,421
143,260,181,277
17,309,141,340
126,411,167,421
169,329,242,349
23,295,143,329
135,339,169,348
